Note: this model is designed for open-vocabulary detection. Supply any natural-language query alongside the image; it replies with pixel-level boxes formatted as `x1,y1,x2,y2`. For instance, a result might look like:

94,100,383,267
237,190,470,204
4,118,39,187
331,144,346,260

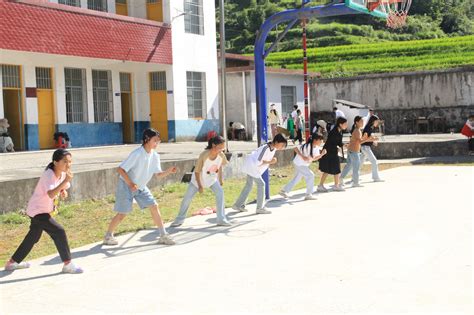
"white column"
55,66,67,124
166,67,174,120
23,65,38,125
130,0,147,19
107,0,115,13
86,68,95,123
80,0,87,9
111,70,122,123
0,66,4,118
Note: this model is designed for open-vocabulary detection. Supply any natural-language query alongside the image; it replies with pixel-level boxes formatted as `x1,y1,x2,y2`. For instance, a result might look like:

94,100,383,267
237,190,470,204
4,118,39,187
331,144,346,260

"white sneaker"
232,204,248,212
158,234,176,245
333,186,345,192
256,208,272,214
316,185,328,193
4,261,30,271
62,262,83,274
373,178,385,182
103,235,118,246
304,194,317,201
279,191,289,198
216,220,233,226
351,183,363,188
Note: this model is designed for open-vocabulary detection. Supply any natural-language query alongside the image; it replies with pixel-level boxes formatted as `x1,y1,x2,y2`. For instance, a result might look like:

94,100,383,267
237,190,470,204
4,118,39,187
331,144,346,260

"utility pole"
219,0,228,152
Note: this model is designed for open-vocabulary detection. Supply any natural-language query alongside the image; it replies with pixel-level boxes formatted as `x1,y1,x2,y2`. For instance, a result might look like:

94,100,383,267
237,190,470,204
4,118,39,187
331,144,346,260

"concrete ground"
0,166,472,314
0,134,467,182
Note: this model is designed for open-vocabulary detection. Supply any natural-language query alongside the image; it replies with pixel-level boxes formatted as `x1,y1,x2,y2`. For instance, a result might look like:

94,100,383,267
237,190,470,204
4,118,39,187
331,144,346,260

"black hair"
270,108,278,116
205,135,225,150
469,114,474,119
229,122,234,127
301,133,323,157
45,149,71,171
350,116,363,134
333,107,338,111
366,115,380,128
336,117,348,130
296,109,301,114
142,128,160,145
271,133,288,148
293,105,298,110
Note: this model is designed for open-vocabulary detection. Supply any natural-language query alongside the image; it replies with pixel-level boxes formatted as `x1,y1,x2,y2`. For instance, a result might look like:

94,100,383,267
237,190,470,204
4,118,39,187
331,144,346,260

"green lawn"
0,163,402,265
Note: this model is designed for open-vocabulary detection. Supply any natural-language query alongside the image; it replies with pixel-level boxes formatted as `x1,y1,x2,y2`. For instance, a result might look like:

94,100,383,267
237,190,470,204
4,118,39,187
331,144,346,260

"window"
281,86,296,116
184,0,204,35
92,70,113,122
58,0,80,7
36,67,52,89
87,0,107,12
119,72,131,93
116,0,128,16
65,68,87,123
186,71,206,118
149,71,166,91
1,65,21,88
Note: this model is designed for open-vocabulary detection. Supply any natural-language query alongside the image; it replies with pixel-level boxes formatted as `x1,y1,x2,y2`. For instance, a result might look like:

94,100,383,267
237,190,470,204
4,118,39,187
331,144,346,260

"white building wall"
0,66,4,118
23,65,39,124
1,49,172,125
168,0,219,121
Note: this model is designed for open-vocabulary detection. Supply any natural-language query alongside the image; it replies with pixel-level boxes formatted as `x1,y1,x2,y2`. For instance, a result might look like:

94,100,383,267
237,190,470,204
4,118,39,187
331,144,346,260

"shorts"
114,179,157,214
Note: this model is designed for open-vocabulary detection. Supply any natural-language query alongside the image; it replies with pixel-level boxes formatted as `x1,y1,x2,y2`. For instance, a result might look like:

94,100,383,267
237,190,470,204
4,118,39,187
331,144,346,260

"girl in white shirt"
280,134,326,200
233,134,288,214
171,136,231,227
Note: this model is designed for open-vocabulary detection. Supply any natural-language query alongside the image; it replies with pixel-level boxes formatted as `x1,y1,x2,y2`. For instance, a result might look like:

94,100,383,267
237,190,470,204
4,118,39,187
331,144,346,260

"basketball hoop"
366,0,412,29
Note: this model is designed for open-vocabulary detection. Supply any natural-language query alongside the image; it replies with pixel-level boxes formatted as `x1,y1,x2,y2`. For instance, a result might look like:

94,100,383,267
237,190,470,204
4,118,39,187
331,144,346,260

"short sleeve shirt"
293,144,321,167
119,146,162,189
242,144,276,178
27,169,69,217
191,151,228,188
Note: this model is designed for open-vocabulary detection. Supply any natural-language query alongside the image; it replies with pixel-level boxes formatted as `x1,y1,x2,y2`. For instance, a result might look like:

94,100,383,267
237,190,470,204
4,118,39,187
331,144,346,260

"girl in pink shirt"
4,149,83,274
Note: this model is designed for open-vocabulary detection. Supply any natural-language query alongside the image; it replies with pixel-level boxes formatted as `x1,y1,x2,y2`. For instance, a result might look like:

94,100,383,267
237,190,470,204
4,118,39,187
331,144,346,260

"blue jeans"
341,151,361,185
173,182,227,224
360,146,380,180
282,165,314,195
234,175,265,210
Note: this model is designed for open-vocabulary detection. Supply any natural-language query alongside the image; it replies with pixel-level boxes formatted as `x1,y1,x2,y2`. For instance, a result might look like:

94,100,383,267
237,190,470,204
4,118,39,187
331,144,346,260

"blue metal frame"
254,2,383,198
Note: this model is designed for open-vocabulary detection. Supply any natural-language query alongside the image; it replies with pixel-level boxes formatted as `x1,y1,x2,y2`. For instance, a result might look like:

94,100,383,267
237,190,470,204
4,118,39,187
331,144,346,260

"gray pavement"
0,134,468,182
0,166,472,314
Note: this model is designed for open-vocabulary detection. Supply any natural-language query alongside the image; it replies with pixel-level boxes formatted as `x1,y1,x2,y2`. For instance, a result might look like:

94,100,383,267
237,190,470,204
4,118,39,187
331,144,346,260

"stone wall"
310,67,474,133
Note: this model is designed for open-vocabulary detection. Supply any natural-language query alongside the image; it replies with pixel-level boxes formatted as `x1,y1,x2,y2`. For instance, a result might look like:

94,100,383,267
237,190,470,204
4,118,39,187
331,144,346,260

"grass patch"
0,163,402,265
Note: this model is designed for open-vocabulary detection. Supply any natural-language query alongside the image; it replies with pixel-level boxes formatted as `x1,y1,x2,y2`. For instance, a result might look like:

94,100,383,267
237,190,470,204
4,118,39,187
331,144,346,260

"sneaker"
351,183,364,188
216,220,233,226
232,204,248,212
373,178,385,182
4,261,30,271
157,234,176,245
62,262,83,274
316,185,328,193
256,208,272,214
304,194,317,201
103,235,119,246
170,220,184,227
279,191,289,199
333,186,345,192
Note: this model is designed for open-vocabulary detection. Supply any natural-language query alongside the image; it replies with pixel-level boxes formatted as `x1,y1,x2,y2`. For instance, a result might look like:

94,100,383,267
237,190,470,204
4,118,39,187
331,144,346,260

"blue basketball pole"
254,2,373,199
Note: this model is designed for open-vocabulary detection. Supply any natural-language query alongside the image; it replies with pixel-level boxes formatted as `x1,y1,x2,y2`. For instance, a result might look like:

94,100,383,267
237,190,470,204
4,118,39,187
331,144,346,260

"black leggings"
469,138,474,151
12,213,71,263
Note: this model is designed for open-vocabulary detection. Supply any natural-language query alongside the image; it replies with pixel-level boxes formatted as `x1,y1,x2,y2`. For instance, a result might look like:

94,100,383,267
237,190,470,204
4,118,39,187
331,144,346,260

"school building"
0,0,219,150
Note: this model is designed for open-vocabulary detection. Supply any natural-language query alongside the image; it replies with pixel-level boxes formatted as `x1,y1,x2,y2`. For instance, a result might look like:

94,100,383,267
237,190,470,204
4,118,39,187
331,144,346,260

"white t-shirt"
119,146,162,189
191,151,228,188
291,110,298,120
293,144,321,167
335,109,346,119
242,144,276,178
